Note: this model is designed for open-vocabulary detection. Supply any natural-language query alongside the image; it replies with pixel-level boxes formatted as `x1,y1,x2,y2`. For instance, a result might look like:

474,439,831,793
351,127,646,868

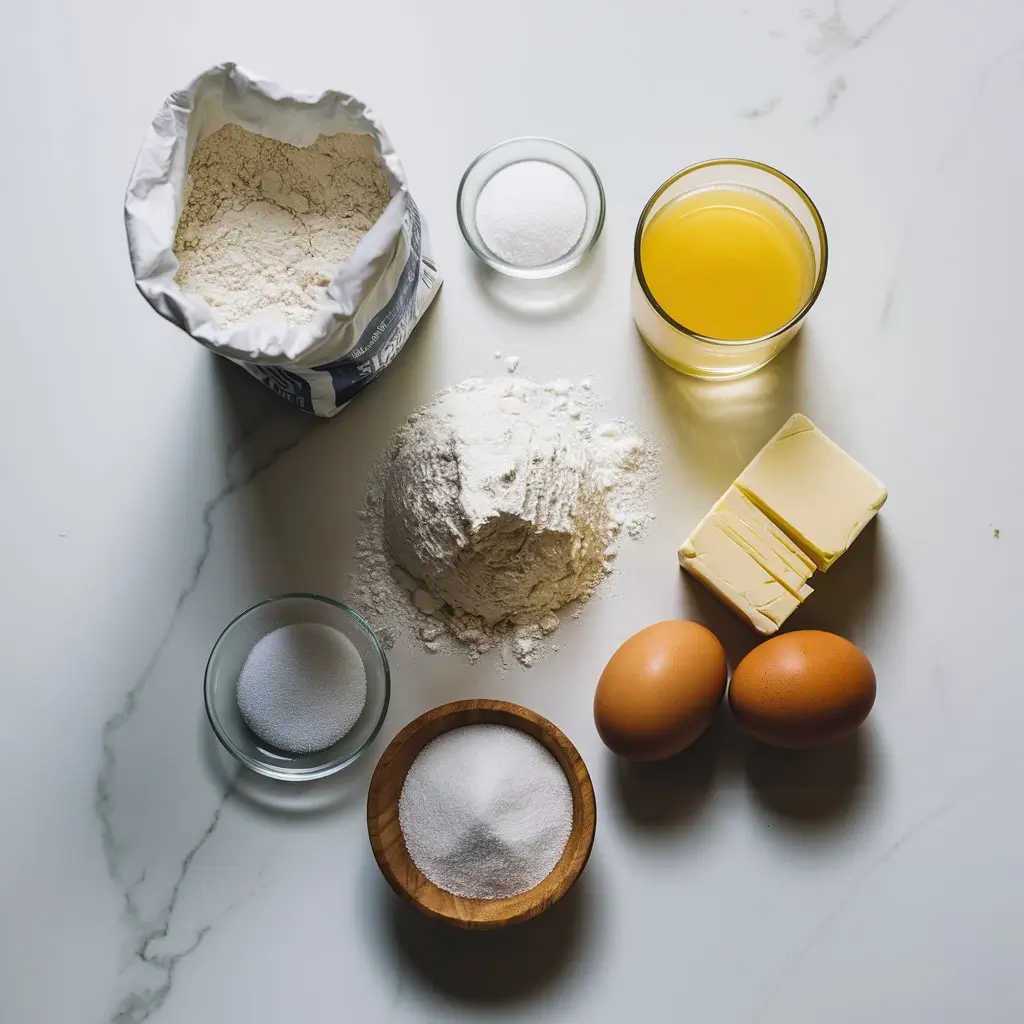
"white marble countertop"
4,1,1024,1021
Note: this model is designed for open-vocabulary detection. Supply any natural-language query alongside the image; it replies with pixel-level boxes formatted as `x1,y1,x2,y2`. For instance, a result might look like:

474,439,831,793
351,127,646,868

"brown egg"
729,630,875,749
594,620,728,761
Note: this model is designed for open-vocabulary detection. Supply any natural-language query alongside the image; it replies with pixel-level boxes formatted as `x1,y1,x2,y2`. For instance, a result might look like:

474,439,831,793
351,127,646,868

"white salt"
236,622,367,754
399,724,573,899
474,161,587,268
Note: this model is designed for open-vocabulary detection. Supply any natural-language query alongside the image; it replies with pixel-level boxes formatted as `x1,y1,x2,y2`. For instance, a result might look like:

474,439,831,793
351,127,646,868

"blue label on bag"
312,200,424,408
238,199,435,416
244,364,315,413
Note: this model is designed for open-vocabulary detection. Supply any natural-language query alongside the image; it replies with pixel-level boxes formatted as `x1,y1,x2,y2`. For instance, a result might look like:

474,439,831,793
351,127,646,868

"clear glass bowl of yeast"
457,137,606,278
205,594,390,781
632,159,828,380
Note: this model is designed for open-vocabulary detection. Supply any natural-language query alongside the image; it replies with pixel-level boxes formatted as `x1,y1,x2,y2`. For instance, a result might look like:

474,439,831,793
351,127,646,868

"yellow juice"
639,185,815,341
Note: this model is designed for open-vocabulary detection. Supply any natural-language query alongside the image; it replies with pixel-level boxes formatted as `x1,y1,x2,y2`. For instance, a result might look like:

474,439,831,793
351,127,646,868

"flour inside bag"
125,63,441,416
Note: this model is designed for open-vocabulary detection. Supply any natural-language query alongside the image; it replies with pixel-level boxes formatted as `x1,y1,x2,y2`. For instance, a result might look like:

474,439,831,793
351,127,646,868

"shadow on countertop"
200,713,372,819
606,712,743,836
369,862,602,1008
787,517,895,649
606,705,879,842
682,515,893,663
471,245,605,322
640,322,807,497
742,725,881,834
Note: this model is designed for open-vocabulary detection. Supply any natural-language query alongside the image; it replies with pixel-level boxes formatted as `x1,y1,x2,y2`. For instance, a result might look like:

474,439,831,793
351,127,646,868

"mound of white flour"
384,378,610,625
354,377,656,667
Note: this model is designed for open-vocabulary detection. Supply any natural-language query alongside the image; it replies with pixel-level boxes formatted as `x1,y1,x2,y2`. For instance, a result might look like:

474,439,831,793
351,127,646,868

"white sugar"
398,724,573,899
475,161,587,268
236,622,367,754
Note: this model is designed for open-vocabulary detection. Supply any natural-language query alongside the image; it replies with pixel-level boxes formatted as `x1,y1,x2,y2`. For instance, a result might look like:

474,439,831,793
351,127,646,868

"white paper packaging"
125,63,441,416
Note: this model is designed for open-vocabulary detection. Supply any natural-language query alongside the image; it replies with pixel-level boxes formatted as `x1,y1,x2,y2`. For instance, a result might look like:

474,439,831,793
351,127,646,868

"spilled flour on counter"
353,376,657,667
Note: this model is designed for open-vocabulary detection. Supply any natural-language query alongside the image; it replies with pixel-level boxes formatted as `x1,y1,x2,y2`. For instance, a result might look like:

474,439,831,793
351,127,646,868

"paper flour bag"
125,63,441,416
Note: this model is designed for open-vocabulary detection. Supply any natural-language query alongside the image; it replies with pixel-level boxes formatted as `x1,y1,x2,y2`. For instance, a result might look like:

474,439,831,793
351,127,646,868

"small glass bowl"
632,158,828,380
457,137,606,279
204,594,391,782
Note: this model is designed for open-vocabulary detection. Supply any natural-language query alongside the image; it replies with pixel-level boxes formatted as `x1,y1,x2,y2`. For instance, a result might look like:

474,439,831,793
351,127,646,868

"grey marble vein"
110,796,228,1024
877,41,1024,329
741,3,903,127
740,96,782,119
810,75,847,126
878,281,898,328
804,0,901,60
94,419,310,1022
95,424,308,880
750,746,1023,1022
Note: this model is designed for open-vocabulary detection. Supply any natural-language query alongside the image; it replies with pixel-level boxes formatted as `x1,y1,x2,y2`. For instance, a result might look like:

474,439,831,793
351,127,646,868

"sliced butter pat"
736,413,887,571
679,515,802,635
713,486,815,598
715,486,816,574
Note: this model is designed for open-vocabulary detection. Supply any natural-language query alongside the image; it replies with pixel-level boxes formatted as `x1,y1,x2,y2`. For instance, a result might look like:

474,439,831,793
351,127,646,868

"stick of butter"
679,414,886,634
736,413,887,571
713,486,816,597
680,506,804,635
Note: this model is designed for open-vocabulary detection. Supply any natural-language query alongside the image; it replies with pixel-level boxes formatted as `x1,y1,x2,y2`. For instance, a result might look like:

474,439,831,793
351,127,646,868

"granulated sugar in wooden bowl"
366,699,596,929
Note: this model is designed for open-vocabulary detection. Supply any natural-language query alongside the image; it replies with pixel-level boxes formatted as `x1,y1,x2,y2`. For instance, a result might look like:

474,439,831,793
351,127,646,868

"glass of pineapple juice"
632,159,827,380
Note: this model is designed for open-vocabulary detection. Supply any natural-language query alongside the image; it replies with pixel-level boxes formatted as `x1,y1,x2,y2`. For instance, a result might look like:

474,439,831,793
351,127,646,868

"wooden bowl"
366,699,597,930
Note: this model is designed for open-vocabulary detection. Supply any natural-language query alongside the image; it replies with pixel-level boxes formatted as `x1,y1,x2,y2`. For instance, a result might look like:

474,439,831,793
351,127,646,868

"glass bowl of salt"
205,594,391,781
457,137,605,278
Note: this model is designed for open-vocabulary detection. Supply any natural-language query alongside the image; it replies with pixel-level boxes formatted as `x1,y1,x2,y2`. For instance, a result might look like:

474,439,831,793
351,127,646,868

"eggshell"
729,630,875,749
594,620,728,761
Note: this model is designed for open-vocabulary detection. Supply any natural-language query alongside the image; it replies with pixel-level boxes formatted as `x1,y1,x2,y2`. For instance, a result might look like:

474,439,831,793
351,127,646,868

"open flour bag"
125,63,441,416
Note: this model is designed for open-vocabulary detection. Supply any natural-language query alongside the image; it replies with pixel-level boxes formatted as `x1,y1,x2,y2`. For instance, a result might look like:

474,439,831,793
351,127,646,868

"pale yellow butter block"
736,413,887,571
679,514,803,635
713,486,815,598
716,486,816,574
